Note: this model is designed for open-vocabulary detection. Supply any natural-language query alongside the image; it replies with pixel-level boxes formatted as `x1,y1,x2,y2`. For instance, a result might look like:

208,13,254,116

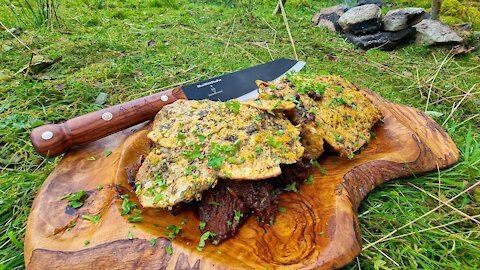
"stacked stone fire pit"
312,1,466,50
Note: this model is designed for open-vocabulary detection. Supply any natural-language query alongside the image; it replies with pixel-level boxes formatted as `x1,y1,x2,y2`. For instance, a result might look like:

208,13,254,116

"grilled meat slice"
198,179,277,243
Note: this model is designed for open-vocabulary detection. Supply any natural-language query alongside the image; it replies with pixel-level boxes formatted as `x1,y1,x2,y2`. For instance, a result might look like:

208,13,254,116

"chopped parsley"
278,207,286,213
120,194,137,216
180,219,186,225
234,210,243,222
177,132,186,139
255,147,262,156
84,240,90,245
182,144,204,160
128,211,144,223
197,231,216,251
185,165,197,175
82,213,102,224
104,150,112,157
154,173,167,190
198,220,206,231
87,156,96,161
225,100,240,115
334,134,344,143
267,136,282,149
286,182,298,193
255,114,263,121
165,245,172,256
96,185,103,191
153,193,163,204
277,130,284,136
149,238,156,246
208,201,224,206
267,99,282,114
128,231,133,240
67,190,87,209
165,225,182,239
309,160,326,175
305,174,314,185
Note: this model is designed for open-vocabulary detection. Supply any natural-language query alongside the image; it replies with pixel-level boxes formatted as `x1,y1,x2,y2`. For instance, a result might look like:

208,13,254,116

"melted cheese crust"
136,100,303,208
258,75,383,159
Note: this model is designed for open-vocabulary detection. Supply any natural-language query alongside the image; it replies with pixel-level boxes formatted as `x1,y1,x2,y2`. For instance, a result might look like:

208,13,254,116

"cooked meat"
198,179,277,243
257,75,383,159
135,100,304,209
275,157,315,187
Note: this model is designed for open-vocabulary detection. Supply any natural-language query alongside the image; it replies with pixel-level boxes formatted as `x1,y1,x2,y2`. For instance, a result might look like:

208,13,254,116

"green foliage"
4,0,61,30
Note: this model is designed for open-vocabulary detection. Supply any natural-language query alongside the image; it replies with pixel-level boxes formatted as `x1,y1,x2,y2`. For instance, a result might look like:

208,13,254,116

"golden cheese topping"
257,74,383,159
135,99,303,208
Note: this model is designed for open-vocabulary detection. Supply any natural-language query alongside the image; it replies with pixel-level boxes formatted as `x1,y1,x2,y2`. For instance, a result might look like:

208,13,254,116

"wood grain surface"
24,90,459,269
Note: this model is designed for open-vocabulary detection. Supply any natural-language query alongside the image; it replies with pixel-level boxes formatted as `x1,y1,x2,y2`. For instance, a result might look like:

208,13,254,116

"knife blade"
30,58,305,157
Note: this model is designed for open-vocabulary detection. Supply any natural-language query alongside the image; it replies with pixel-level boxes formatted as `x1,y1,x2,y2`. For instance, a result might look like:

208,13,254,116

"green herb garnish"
82,213,102,224
225,100,240,115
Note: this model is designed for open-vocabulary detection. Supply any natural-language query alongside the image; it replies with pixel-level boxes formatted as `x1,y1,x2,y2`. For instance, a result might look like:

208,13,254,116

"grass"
0,0,479,269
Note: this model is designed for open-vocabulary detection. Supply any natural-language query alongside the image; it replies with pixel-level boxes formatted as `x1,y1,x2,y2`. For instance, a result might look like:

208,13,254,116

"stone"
451,23,473,39
344,28,416,50
414,19,463,46
95,92,109,105
356,0,382,8
338,4,382,35
312,4,348,32
382,8,425,31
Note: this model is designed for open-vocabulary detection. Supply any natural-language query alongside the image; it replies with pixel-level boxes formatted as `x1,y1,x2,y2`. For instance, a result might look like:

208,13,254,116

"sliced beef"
275,158,315,187
198,179,277,243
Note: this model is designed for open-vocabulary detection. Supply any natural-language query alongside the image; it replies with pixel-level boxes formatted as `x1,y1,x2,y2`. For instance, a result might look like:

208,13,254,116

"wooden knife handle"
31,87,187,157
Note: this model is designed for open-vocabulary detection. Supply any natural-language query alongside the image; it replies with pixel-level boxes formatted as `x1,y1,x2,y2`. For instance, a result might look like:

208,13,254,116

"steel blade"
180,58,303,102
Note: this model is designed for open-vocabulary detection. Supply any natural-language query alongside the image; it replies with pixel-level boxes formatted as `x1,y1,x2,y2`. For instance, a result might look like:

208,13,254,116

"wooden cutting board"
24,90,459,269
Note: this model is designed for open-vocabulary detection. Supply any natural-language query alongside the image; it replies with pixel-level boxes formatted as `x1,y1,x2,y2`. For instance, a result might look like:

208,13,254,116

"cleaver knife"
30,58,305,157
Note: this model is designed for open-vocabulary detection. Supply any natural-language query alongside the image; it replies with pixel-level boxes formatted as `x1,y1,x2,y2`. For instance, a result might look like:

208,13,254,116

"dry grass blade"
409,182,480,226
442,84,477,125
425,52,453,112
378,213,480,244
362,181,480,251
362,237,400,266
0,20,37,55
222,16,236,58
278,0,298,60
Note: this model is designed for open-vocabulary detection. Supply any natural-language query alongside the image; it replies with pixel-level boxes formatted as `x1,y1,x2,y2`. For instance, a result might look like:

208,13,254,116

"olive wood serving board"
25,90,459,269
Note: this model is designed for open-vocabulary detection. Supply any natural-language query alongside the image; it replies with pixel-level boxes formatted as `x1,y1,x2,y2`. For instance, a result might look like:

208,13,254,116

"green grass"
1,0,479,269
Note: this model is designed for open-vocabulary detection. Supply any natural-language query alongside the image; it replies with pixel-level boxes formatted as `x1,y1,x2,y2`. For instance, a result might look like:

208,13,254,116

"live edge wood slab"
25,90,459,270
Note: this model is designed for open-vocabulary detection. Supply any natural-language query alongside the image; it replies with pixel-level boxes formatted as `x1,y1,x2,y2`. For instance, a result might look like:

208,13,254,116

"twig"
425,52,452,112
431,91,480,105
278,0,298,60
362,181,480,251
0,20,37,55
272,0,286,15
442,84,476,125
222,16,236,58
409,182,480,226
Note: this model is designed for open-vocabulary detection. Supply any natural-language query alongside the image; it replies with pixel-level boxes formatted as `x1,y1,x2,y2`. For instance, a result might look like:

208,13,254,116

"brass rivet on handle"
41,131,54,140
160,95,169,102
101,112,113,121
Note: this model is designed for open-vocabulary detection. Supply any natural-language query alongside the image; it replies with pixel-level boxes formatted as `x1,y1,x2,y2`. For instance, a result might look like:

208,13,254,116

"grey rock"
382,8,425,31
338,4,381,35
95,92,108,105
312,4,348,32
344,28,416,50
414,19,463,46
356,0,382,8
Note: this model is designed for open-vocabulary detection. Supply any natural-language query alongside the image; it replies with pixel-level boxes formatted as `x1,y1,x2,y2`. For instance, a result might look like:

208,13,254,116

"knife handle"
31,87,187,157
